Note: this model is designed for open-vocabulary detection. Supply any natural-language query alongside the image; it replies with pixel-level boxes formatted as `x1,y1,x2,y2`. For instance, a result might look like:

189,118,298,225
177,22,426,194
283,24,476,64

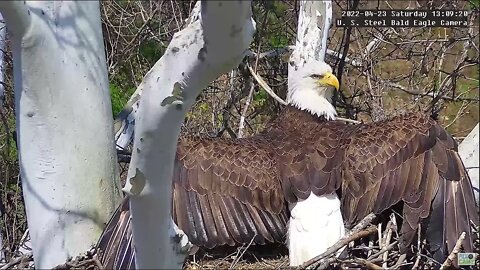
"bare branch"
247,64,287,106
300,213,377,269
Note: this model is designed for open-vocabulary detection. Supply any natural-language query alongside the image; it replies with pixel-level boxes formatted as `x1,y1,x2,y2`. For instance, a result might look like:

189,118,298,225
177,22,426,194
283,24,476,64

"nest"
2,213,478,269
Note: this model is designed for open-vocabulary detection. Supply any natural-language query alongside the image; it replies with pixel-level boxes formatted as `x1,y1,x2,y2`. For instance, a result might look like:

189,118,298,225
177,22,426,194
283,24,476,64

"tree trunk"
458,123,479,204
0,1,122,268
288,1,332,93
121,1,255,268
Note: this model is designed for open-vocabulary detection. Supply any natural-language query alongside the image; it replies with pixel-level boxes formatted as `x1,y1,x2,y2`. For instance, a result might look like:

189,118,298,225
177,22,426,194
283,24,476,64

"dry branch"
0,253,32,270
300,213,377,269
247,64,287,106
439,232,466,270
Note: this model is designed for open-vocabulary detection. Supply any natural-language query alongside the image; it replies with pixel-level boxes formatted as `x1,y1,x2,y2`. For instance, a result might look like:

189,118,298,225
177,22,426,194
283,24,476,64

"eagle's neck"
287,87,337,120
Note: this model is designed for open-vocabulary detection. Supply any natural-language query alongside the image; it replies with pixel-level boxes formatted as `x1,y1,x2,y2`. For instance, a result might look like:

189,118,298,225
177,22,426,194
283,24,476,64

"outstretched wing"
172,135,288,248
97,198,135,270
97,135,288,268
266,108,477,255
339,113,478,254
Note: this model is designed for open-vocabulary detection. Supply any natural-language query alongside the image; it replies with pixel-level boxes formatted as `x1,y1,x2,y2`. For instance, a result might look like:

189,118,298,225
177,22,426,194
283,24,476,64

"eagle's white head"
287,61,339,120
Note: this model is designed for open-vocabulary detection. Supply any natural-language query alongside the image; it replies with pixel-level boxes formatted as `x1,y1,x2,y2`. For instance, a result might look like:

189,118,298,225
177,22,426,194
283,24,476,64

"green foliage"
0,114,18,162
469,0,479,9
110,83,135,116
456,66,479,96
266,2,290,48
253,1,292,49
199,102,209,113
269,34,289,48
140,40,164,65
253,88,268,107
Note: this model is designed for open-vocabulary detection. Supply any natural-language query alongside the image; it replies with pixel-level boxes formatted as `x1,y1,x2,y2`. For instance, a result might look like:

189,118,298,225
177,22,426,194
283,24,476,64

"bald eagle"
98,61,479,268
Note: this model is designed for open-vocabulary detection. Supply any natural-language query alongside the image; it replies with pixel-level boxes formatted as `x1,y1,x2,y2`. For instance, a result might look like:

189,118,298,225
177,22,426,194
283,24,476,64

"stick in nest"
0,253,33,270
299,213,377,269
228,235,256,269
52,258,104,270
342,258,384,270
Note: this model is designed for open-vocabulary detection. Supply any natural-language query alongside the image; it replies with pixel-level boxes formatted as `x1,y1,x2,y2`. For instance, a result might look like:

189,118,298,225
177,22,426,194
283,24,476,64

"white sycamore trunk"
286,1,345,267
0,1,121,268
458,123,479,204
288,0,332,84
120,1,255,268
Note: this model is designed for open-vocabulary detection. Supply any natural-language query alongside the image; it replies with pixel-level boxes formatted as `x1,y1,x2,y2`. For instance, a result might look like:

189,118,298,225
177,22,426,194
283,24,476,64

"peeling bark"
122,1,255,268
458,124,479,204
288,0,332,89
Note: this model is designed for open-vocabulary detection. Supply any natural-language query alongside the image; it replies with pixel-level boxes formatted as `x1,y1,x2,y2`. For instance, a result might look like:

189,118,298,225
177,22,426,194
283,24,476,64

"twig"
245,46,362,67
377,222,383,250
412,224,422,269
378,79,479,102
52,258,104,270
393,253,407,269
301,227,378,269
367,237,374,258
346,258,383,270
237,80,255,138
237,9,269,138
247,64,361,125
336,117,360,124
351,213,377,232
439,232,466,270
0,252,33,270
314,257,338,270
229,235,256,269
367,241,398,261
382,220,393,268
247,64,287,106
300,213,377,269
445,100,470,129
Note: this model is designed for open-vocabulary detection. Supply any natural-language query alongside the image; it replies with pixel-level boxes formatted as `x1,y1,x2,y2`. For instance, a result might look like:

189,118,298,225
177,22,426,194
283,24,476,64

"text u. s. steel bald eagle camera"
97,60,478,268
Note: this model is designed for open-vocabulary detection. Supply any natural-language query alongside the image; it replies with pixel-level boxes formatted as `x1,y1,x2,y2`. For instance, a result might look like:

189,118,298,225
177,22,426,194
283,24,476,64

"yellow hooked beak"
318,72,340,91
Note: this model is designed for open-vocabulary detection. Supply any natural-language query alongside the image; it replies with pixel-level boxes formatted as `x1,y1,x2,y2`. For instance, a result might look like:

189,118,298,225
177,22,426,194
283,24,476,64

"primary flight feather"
98,61,479,268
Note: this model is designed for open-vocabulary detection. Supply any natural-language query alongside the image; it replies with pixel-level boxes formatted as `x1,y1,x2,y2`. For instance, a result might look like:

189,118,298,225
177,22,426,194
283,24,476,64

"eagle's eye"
310,74,323,79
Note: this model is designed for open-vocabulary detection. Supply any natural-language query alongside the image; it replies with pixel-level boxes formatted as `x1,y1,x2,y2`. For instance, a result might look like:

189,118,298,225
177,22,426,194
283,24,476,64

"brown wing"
339,113,478,255
172,135,288,249
267,108,477,256
97,198,135,270
97,135,288,268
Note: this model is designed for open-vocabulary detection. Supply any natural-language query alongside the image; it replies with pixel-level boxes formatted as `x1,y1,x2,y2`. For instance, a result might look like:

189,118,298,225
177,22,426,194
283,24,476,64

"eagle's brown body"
98,106,478,269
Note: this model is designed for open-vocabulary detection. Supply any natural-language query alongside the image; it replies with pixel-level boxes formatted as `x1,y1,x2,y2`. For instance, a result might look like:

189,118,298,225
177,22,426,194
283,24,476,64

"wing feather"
97,198,135,270
188,190,208,244
197,194,219,248
207,193,233,246
98,107,478,268
336,112,478,257
171,135,287,248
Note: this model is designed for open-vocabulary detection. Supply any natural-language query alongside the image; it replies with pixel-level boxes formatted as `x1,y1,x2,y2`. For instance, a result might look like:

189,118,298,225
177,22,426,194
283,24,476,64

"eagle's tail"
287,192,345,266
427,153,479,263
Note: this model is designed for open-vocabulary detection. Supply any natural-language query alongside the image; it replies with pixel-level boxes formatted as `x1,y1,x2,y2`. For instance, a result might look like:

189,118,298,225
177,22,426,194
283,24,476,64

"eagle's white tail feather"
287,192,345,266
